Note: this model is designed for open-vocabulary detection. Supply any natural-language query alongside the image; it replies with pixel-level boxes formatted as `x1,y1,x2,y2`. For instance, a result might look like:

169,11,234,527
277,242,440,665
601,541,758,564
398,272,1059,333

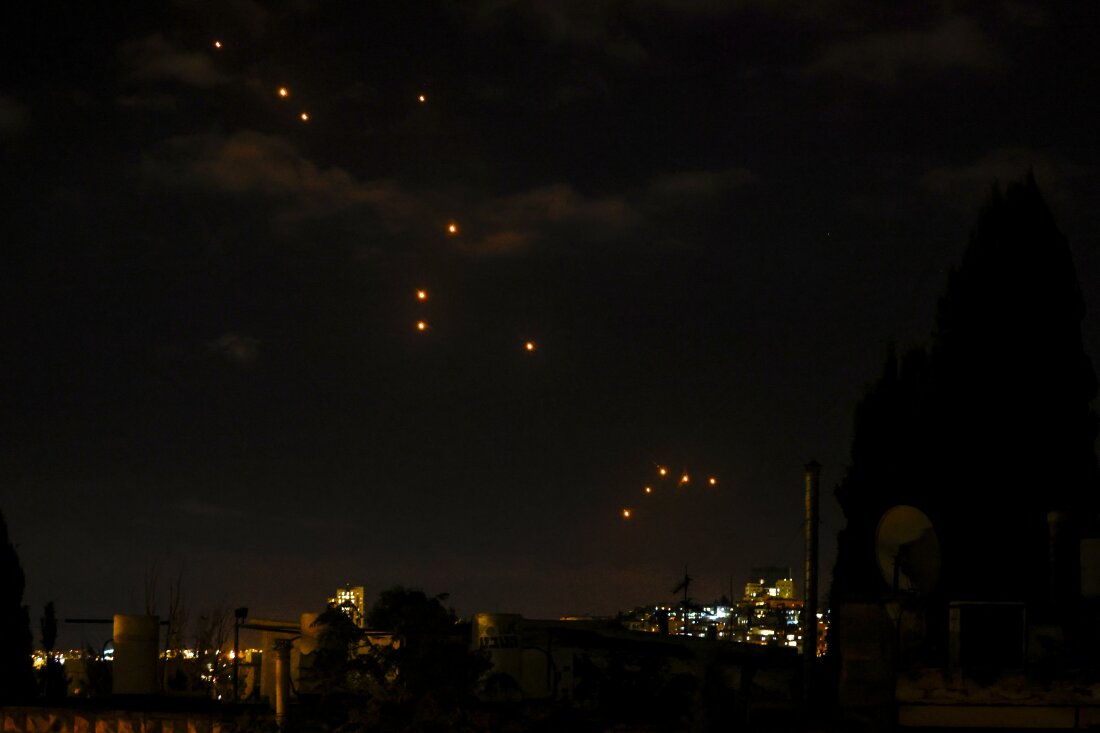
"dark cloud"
806,16,1004,84
1001,1,1047,27
120,33,230,88
171,0,270,33
143,129,642,254
115,93,180,112
471,1,647,61
922,148,1088,209
467,183,637,255
0,95,29,139
144,130,425,230
208,332,261,364
649,167,755,199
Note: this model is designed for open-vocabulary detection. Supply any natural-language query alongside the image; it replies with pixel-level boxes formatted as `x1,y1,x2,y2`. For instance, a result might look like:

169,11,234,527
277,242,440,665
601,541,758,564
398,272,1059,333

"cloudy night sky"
3,1,1099,642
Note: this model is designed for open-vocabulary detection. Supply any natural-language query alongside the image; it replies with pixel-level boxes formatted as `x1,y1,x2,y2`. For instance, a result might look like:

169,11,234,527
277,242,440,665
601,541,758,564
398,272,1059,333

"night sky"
3,1,1099,645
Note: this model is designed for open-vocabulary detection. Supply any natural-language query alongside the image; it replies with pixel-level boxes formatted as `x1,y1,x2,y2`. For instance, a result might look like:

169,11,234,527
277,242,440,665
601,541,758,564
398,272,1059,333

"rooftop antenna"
671,569,693,609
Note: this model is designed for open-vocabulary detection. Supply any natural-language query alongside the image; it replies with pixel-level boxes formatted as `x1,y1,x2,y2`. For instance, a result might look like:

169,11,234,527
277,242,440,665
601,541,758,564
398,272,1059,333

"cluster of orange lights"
206,42,541,360
412,288,536,352
272,86,311,123
211,36,709,529
653,465,716,486
210,37,434,125
621,465,719,519
414,287,429,331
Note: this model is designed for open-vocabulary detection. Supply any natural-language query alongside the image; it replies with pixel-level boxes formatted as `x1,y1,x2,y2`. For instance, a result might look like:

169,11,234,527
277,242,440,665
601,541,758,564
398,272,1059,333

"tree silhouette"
307,604,376,696
927,176,1099,601
366,587,487,704
297,587,490,731
365,586,489,730
0,509,34,702
831,176,1099,657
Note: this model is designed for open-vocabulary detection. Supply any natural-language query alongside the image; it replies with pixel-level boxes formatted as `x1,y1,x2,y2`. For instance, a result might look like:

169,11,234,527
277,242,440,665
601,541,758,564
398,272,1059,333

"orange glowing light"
416,289,428,301
300,112,309,121
708,477,717,486
278,87,288,97
680,473,690,484
622,508,632,519
644,486,652,494
214,40,223,49
657,466,668,477
418,94,426,103
447,222,458,234
525,341,536,352
416,321,428,331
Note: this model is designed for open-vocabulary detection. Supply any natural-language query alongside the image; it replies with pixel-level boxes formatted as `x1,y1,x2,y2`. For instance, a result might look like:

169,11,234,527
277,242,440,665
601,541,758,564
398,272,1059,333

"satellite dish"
875,505,940,593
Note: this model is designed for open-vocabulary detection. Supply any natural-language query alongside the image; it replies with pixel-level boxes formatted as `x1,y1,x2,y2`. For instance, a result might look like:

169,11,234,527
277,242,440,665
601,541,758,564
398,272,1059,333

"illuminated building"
743,566,795,601
738,567,802,648
622,567,827,655
328,586,365,627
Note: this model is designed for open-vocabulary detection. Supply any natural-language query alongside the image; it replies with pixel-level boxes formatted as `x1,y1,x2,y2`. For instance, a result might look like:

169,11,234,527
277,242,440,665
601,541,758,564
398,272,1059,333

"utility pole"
803,460,821,708
233,607,248,702
274,638,293,729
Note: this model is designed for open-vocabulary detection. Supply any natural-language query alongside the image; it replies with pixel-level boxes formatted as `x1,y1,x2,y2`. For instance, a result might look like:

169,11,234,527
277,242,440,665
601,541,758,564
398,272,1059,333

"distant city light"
622,508,632,519
680,473,690,484
657,466,668,477
447,222,458,234
300,112,309,121
214,40,222,49
525,341,536,352
278,87,288,97
418,94,426,103
416,289,428,301
416,321,428,331
644,486,652,494
708,476,717,486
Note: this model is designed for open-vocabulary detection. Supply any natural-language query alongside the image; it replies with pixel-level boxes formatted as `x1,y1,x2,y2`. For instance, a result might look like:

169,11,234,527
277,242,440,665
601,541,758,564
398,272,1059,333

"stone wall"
0,706,249,733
